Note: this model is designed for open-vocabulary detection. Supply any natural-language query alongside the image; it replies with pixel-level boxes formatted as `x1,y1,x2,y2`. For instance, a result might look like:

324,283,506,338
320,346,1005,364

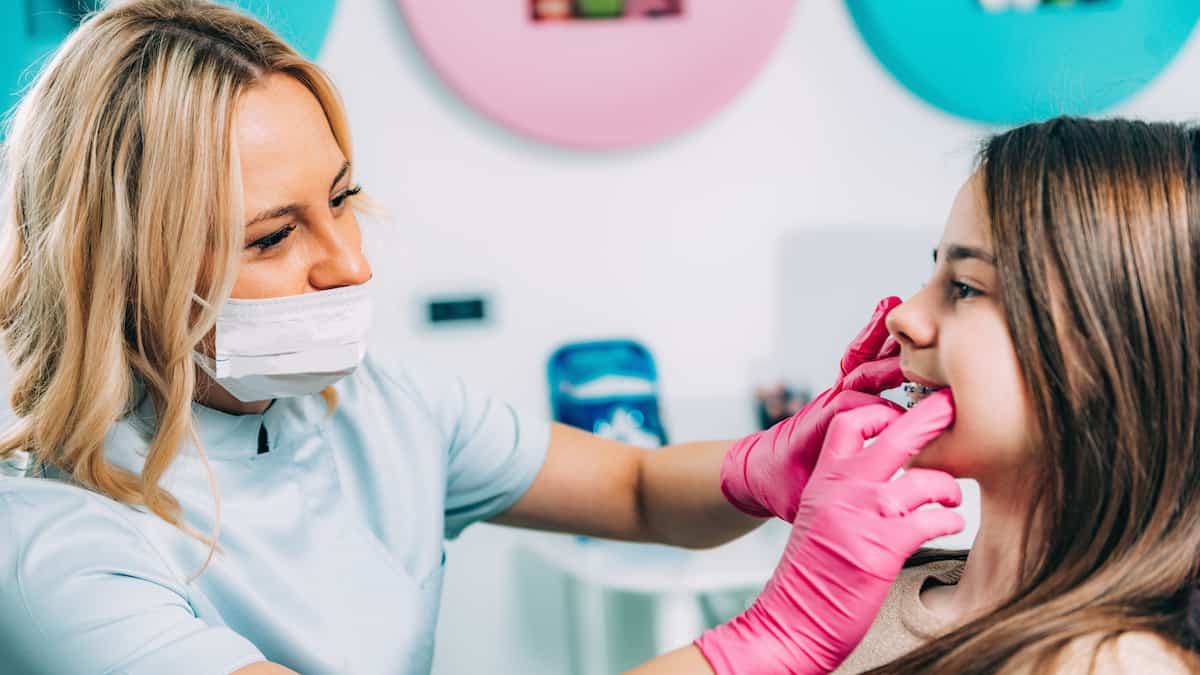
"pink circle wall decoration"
398,1,797,150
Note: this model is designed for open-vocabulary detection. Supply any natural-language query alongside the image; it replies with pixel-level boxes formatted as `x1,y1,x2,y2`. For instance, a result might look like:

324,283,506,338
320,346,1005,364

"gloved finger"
806,391,904,454
823,403,904,462
877,468,962,516
828,389,905,416
844,389,955,481
840,296,902,376
809,383,839,409
898,508,966,553
840,356,904,395
878,335,899,359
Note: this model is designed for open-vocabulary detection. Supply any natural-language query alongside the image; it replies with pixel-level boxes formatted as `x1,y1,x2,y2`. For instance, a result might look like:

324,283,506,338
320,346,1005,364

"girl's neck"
921,471,1033,626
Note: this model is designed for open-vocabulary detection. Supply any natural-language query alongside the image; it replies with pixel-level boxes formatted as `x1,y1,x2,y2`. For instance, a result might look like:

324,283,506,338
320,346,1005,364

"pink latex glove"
721,297,906,522
696,390,964,674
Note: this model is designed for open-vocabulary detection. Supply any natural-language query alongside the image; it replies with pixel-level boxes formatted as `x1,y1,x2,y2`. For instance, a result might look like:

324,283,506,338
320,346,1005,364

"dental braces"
902,383,939,409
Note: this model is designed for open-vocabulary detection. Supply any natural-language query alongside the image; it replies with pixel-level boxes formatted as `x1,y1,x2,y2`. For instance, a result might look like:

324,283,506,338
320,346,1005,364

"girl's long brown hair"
871,118,1200,673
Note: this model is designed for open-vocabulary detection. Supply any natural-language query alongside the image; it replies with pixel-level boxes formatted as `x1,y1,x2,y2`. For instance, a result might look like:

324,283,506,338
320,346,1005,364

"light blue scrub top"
0,353,550,674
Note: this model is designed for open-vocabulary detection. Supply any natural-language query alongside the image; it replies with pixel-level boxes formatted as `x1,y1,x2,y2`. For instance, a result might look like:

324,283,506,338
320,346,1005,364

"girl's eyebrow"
933,244,996,265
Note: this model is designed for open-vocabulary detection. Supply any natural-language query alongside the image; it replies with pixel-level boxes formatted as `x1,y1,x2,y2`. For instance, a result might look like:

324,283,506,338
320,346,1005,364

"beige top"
830,559,1192,674
832,559,965,674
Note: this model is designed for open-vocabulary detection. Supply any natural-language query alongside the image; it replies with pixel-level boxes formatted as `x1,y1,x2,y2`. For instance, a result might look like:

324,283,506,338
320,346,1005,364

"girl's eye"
950,280,981,301
331,184,362,209
250,224,296,251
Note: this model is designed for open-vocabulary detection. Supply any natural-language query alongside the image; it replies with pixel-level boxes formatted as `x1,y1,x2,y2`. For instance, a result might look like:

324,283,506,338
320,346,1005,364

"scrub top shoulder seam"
0,493,54,656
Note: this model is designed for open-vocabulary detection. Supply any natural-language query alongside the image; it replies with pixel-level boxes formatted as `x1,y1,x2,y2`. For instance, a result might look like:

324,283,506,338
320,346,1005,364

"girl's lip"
900,369,946,390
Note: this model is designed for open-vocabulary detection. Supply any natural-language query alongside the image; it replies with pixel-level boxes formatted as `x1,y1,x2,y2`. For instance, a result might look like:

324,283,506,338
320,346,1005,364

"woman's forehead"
236,74,340,171
236,74,344,206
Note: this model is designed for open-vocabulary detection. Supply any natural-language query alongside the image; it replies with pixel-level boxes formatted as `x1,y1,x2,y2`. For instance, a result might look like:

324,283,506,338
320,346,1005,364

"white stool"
520,520,790,675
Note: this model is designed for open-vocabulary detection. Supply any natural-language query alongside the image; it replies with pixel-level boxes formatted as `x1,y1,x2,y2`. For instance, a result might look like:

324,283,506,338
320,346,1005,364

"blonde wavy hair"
0,0,354,549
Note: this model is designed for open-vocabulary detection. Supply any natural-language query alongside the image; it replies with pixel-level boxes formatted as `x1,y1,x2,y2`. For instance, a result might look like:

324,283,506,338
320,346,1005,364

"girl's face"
233,73,371,299
886,176,1033,481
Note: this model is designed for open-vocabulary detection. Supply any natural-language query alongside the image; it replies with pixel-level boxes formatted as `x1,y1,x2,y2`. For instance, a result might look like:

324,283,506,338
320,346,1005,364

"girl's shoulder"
1042,631,1195,675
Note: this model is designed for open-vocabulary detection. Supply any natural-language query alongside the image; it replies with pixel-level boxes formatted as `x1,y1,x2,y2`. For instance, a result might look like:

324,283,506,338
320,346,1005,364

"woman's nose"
309,225,372,290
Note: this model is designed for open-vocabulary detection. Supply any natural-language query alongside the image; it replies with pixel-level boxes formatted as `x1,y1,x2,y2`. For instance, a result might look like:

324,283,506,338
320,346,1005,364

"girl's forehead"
939,178,990,253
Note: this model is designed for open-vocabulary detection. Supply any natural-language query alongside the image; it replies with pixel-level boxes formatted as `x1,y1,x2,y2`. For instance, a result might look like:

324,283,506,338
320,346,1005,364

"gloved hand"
696,390,963,675
721,297,906,522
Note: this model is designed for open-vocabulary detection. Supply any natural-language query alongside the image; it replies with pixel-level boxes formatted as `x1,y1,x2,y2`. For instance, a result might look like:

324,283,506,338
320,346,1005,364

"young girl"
835,117,1200,673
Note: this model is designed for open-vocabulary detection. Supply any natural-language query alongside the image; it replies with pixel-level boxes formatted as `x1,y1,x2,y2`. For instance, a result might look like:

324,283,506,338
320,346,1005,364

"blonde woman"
0,2,962,673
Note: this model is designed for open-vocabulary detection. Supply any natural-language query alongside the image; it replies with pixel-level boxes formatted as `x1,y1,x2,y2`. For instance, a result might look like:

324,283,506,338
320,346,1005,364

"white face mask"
194,281,374,403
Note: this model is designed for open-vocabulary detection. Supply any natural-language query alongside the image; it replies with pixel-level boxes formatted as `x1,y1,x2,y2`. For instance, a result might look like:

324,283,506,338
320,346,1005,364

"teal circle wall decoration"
1,1,337,119
226,0,337,62
846,0,1200,125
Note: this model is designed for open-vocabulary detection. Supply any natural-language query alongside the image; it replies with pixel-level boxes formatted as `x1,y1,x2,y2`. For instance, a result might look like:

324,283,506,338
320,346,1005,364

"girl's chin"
904,431,960,474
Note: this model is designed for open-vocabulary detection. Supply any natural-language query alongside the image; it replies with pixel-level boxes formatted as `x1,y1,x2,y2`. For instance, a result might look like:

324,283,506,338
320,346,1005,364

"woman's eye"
331,184,362,209
949,280,981,300
250,224,296,251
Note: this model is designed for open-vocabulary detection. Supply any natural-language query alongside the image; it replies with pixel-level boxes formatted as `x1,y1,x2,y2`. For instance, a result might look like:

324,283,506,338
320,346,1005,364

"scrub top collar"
126,383,329,461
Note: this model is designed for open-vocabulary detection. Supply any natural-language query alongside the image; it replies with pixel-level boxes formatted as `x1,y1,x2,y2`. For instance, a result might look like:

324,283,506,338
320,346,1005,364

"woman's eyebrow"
244,161,352,228
932,244,996,265
330,160,350,190
246,202,302,228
